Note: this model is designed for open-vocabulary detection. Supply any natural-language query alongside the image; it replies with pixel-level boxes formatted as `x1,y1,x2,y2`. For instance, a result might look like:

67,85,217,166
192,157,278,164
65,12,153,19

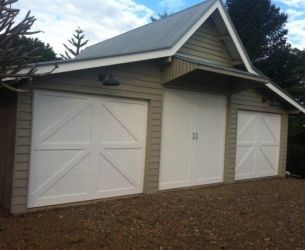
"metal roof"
76,0,216,60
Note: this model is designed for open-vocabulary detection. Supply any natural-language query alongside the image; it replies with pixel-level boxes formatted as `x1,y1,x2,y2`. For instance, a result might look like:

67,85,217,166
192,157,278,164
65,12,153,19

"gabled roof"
76,0,216,60
20,0,304,114
27,0,253,74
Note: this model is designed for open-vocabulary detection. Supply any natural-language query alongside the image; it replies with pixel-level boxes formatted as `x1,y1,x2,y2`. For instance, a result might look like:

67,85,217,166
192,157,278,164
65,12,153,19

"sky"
15,0,305,56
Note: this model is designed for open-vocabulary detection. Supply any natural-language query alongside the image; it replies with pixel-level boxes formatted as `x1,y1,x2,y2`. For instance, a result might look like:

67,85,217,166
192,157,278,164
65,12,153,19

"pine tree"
60,27,89,60
150,0,169,22
226,0,288,64
150,10,169,22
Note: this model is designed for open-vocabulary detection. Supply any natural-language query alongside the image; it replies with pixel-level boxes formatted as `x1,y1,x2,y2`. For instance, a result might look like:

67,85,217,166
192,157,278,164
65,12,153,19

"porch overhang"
162,55,270,84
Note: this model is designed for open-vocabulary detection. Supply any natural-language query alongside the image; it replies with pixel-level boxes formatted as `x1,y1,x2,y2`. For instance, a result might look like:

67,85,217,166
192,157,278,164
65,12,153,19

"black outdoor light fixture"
98,68,120,86
269,96,281,107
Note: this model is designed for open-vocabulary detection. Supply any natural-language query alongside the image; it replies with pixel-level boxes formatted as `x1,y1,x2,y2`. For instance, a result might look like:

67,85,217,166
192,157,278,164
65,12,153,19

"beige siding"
162,57,266,85
178,18,234,67
279,113,289,177
224,87,289,183
0,90,17,211
162,57,197,83
10,93,33,214
10,62,163,214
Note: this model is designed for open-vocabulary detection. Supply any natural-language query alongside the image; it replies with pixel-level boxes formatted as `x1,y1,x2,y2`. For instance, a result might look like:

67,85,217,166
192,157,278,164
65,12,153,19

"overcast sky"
15,0,305,56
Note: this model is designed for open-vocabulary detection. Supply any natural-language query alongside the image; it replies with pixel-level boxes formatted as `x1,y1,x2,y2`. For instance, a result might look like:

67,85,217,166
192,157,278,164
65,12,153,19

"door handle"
192,132,198,140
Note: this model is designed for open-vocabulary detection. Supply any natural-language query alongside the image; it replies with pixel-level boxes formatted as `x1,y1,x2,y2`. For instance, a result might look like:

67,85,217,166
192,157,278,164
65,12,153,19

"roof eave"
265,82,305,114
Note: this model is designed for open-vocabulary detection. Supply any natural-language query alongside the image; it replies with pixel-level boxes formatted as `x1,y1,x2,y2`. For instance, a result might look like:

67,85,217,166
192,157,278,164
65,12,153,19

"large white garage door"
235,111,281,180
28,90,148,208
159,89,227,190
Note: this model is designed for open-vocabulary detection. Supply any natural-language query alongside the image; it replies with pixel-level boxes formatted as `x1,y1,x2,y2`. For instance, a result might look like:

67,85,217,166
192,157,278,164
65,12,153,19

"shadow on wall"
287,114,305,178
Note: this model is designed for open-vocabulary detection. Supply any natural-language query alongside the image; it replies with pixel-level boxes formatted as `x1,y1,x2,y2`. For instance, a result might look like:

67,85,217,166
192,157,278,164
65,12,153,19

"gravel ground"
0,178,305,250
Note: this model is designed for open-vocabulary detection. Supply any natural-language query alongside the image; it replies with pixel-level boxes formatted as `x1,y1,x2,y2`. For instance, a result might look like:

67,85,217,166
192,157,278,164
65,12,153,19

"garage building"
1,0,304,214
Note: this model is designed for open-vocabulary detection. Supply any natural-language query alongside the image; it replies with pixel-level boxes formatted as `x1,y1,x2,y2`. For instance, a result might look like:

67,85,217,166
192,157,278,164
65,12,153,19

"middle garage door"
28,90,148,208
159,89,227,190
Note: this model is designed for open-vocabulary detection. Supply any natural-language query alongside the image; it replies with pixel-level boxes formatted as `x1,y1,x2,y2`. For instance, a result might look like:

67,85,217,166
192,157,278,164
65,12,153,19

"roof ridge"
150,0,216,24
81,0,216,53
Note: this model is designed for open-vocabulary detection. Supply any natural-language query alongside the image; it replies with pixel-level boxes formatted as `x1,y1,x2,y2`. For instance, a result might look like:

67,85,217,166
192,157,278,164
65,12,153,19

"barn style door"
235,111,281,180
28,90,148,208
159,89,227,190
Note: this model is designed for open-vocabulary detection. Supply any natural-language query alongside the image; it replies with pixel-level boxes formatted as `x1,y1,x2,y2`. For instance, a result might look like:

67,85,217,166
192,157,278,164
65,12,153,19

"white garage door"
159,89,227,190
235,111,281,180
28,90,148,208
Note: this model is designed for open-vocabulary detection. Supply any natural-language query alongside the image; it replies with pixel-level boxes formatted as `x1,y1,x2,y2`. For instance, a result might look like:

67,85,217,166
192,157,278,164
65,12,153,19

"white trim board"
215,1,255,74
266,83,305,114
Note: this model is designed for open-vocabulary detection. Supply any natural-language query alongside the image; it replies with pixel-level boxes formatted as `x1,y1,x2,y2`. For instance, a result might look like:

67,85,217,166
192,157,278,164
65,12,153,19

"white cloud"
286,8,305,19
14,0,154,56
275,0,305,7
286,18,305,49
274,1,305,49
281,8,305,50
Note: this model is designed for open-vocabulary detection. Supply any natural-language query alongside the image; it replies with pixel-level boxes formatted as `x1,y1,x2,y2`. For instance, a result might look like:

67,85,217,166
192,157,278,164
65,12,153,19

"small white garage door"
159,89,227,190
235,111,281,180
28,90,148,208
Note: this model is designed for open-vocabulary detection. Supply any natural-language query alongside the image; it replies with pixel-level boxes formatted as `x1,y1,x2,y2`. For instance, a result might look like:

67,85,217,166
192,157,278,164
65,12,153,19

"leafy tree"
12,36,58,63
0,0,57,92
60,27,89,60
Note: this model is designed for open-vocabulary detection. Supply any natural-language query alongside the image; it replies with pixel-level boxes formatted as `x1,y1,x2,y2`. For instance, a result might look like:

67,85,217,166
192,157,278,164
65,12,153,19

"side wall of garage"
10,62,163,214
0,90,17,211
224,86,289,182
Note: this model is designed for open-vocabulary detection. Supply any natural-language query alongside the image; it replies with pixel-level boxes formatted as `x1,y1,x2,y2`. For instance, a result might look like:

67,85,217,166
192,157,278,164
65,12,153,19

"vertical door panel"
159,89,194,190
191,93,226,184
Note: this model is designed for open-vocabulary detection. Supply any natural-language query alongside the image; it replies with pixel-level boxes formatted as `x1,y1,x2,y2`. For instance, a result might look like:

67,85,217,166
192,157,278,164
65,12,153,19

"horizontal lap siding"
11,62,163,213
0,90,17,211
178,18,234,67
224,87,289,183
11,93,32,214
279,113,289,177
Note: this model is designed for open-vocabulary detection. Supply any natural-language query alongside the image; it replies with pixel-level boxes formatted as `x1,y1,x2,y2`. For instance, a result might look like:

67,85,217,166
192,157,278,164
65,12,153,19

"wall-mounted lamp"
98,68,120,86
269,97,281,107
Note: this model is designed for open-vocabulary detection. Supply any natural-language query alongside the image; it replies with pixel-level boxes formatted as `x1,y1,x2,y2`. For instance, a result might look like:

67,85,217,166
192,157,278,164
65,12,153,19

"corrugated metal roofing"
76,0,216,60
